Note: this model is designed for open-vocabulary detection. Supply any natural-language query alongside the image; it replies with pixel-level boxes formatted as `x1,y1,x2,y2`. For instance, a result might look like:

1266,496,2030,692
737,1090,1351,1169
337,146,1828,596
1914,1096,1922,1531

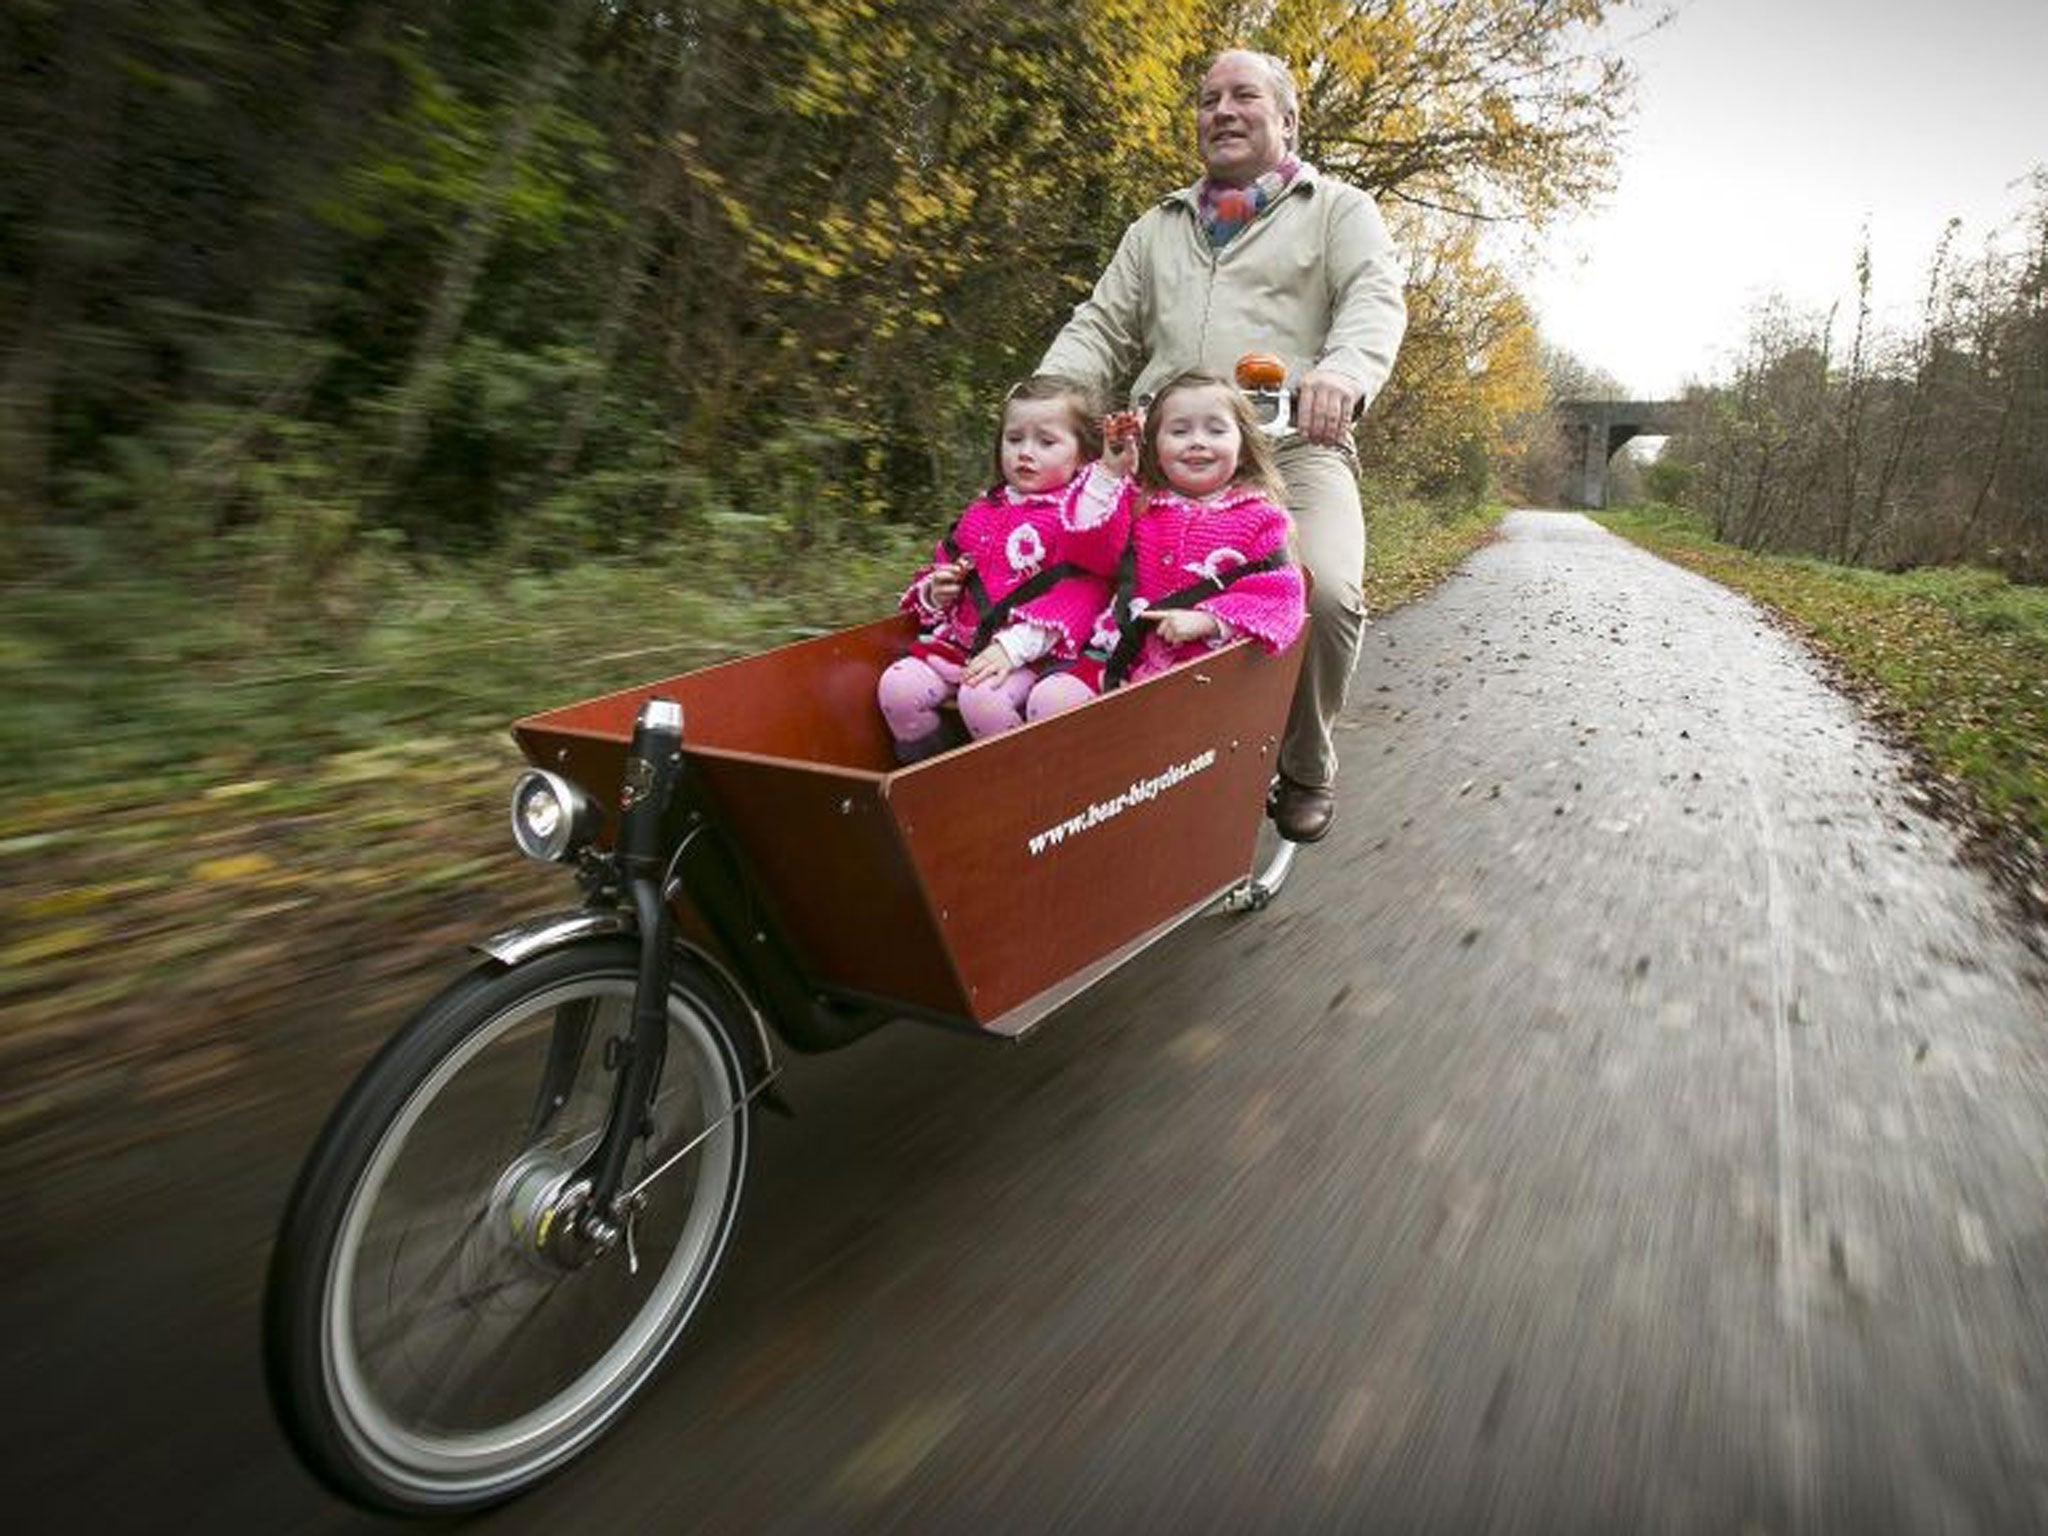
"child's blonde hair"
991,375,1106,491
1137,370,1286,502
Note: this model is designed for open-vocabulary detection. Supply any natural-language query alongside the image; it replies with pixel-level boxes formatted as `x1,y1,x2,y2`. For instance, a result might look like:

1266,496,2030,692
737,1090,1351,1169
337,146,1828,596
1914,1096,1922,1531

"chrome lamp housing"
509,769,602,863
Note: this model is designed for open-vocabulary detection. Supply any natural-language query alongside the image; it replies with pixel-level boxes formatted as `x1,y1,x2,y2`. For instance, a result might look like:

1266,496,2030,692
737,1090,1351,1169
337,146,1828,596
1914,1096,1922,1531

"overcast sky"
1522,0,2048,399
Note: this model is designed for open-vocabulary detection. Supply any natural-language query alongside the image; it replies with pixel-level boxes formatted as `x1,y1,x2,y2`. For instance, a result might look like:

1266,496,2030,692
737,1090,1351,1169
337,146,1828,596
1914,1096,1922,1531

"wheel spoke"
353,1202,496,1356
354,1233,524,1371
388,1269,571,1431
409,1274,575,1429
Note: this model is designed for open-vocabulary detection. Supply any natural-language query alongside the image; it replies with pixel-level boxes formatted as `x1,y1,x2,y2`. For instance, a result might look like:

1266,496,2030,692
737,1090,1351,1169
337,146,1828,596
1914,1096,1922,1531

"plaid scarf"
1196,156,1302,248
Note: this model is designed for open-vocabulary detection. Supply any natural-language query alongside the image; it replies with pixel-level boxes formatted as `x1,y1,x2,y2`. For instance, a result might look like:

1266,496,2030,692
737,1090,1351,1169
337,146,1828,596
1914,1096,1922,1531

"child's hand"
1139,608,1221,646
927,558,971,608
961,641,1015,687
1102,411,1141,478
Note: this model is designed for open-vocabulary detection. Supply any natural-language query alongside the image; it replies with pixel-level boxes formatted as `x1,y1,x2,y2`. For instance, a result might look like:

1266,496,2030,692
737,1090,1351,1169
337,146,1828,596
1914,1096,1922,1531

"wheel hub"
495,1150,610,1271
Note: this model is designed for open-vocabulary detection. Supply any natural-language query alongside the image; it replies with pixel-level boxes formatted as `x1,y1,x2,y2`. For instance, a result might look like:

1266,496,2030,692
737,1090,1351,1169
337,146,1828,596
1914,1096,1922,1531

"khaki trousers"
1274,440,1366,790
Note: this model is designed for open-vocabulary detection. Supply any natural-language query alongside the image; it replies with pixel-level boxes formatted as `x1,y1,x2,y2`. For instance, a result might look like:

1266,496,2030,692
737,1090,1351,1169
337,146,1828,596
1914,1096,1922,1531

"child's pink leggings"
878,654,1032,746
1023,673,1094,720
878,656,1098,758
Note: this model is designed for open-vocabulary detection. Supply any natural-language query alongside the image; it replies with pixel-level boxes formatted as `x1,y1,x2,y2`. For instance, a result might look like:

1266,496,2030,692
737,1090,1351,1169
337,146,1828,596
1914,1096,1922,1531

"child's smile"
1152,385,1244,499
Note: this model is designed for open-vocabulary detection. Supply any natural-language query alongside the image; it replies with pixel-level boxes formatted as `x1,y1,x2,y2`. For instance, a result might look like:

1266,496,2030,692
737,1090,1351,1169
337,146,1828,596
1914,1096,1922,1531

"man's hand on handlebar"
1295,368,1364,447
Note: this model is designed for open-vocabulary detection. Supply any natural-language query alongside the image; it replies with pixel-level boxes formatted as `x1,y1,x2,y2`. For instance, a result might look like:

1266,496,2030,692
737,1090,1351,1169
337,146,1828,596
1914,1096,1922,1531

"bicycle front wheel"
265,939,752,1513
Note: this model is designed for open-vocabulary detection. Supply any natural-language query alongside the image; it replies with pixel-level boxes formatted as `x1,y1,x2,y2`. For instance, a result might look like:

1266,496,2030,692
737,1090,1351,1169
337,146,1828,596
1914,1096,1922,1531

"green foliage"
1,0,1644,564
1641,456,1695,505
0,520,932,799
1427,437,1494,504
1361,490,1502,612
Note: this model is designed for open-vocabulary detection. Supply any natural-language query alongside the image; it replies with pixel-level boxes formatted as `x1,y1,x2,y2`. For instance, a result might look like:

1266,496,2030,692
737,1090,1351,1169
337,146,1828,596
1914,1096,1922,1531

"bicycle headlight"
509,769,601,863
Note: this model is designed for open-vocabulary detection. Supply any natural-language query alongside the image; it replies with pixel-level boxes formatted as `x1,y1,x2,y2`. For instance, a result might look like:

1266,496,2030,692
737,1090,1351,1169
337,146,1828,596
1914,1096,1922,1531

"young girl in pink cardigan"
1022,370,1305,716
877,377,1120,762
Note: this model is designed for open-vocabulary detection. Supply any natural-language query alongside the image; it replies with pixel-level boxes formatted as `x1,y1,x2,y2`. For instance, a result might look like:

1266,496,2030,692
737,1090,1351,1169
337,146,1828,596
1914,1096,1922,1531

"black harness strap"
939,523,992,620
1101,543,1288,690
941,518,1083,653
969,562,1085,652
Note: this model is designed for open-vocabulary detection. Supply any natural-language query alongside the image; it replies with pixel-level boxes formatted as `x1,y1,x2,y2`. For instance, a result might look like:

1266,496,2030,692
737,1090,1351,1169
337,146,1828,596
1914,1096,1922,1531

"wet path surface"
14,511,2048,1533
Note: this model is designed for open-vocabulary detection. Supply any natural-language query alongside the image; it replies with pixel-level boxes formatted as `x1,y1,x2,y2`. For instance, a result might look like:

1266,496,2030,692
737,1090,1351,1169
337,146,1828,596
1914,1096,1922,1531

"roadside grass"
0,523,926,1158
1598,504,2048,869
3,521,932,800
1364,495,1502,613
1,498,1500,1157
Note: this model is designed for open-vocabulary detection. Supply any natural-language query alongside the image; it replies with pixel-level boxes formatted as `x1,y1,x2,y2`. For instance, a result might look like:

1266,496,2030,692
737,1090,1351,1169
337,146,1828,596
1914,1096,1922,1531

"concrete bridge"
1558,399,1689,509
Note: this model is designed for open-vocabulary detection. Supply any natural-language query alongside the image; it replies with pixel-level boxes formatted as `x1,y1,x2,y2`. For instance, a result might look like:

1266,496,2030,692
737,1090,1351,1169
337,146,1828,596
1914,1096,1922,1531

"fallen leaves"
1600,512,2048,936
0,734,559,1158
192,853,277,883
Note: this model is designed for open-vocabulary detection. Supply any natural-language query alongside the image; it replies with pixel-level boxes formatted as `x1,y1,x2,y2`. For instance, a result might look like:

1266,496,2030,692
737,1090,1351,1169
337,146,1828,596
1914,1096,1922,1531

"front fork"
571,699,686,1251
537,694,881,1256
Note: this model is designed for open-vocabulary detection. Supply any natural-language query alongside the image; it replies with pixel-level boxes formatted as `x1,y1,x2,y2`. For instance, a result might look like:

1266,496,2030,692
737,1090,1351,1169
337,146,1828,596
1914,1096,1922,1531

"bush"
1643,456,1696,505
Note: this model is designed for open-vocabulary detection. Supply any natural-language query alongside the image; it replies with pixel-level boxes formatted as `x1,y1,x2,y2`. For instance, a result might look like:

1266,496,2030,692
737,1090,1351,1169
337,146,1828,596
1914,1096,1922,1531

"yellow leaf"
203,779,276,801
193,853,276,882
3,923,106,967
832,1399,965,1502
20,886,120,920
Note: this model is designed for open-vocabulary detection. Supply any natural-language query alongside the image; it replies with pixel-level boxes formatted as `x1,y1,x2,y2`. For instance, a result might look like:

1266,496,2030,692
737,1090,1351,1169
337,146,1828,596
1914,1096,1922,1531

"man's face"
1196,53,1293,187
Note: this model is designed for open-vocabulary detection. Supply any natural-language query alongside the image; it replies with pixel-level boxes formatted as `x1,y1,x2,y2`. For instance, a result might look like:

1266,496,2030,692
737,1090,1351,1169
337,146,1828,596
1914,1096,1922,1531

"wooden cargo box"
514,615,1302,1037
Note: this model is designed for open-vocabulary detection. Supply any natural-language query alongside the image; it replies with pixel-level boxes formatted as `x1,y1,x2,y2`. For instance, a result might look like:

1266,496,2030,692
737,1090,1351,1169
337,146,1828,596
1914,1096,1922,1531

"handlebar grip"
1243,384,1365,439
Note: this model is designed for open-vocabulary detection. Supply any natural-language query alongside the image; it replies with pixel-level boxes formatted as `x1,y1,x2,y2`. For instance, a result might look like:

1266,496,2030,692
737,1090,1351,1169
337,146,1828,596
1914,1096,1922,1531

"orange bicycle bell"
1235,352,1287,391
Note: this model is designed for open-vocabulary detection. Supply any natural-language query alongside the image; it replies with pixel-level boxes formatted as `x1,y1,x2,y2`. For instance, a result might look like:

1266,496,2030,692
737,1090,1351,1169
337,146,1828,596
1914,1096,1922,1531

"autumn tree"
1358,219,1546,498
0,0,1651,564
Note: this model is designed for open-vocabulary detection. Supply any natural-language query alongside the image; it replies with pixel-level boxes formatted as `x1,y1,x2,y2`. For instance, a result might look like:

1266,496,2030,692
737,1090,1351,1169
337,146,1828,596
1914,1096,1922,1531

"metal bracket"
1221,837,1300,912
622,1070,783,1203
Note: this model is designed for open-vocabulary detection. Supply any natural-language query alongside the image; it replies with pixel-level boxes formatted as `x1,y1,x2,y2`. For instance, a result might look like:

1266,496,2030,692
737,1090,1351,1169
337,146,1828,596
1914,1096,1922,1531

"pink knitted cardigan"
1033,468,1306,683
900,480,1112,657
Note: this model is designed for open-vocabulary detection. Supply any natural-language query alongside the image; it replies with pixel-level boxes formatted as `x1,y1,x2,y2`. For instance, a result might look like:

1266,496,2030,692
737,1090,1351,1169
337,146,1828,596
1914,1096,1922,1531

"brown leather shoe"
1270,774,1336,843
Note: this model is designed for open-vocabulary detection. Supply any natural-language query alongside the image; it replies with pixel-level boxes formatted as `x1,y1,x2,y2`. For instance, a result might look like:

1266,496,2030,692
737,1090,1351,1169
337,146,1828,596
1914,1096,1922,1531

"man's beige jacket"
1039,163,1407,414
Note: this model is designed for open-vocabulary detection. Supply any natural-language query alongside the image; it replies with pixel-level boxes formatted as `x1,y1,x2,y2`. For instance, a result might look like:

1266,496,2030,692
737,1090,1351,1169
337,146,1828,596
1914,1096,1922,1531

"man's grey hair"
1204,49,1301,150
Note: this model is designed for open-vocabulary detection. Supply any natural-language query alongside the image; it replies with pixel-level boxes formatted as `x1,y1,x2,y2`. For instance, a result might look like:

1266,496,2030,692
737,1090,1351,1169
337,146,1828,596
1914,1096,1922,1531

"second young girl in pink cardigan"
1023,370,1306,717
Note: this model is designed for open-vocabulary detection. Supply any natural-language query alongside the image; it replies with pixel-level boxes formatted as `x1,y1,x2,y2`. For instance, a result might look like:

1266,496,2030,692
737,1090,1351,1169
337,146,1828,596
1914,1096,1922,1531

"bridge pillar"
1569,413,1611,509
